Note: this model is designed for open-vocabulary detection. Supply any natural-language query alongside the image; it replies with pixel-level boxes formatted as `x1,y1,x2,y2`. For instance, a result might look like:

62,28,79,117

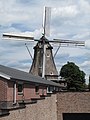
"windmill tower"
2,7,85,81
30,35,58,80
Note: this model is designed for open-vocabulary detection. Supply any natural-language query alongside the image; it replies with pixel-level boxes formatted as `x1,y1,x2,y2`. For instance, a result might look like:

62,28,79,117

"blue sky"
0,0,90,83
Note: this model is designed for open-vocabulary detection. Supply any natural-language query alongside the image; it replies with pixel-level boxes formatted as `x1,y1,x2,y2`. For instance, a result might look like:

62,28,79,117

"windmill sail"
3,33,34,41
50,39,85,46
43,7,51,37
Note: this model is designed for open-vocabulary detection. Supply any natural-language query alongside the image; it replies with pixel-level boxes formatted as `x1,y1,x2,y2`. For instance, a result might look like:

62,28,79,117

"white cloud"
80,60,90,84
79,0,90,14
81,61,90,67
52,5,79,18
22,28,43,38
0,0,42,27
0,0,90,81
55,47,86,58
72,32,90,40
85,40,90,49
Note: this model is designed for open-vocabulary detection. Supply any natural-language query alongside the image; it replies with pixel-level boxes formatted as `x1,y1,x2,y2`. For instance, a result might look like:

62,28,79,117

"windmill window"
47,54,50,57
50,72,53,75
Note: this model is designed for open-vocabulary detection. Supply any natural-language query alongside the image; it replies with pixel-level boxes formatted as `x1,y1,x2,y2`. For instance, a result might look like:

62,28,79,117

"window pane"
35,86,39,93
18,84,23,92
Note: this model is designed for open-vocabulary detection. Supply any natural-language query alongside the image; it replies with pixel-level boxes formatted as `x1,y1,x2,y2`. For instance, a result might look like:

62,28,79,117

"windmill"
2,7,85,81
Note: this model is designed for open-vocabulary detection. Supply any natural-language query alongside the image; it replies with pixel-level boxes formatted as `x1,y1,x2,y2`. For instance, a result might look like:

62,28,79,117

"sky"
0,0,90,83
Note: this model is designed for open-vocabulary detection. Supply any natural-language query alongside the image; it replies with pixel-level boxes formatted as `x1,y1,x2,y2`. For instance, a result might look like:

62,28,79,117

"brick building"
0,64,61,112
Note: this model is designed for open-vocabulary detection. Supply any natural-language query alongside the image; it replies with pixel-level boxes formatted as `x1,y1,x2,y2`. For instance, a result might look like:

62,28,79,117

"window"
50,72,53,75
35,86,39,93
42,88,44,95
47,53,50,57
18,83,23,94
47,86,54,93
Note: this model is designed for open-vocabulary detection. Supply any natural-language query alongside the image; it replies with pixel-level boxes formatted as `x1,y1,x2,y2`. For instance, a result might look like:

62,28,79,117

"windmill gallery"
0,7,90,120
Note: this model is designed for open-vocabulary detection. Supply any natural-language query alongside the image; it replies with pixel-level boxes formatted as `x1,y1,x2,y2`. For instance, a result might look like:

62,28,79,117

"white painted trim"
42,44,47,79
13,82,16,104
0,72,11,80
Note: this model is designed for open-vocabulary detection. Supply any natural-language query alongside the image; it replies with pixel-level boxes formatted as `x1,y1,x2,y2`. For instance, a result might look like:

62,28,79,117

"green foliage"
88,75,90,91
60,62,86,91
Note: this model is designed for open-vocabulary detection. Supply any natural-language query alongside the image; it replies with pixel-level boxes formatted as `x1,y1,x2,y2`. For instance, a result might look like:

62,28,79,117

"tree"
88,75,90,91
60,62,86,91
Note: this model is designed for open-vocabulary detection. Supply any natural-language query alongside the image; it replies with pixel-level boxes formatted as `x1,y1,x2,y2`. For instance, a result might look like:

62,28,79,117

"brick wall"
39,86,47,96
57,92,90,120
0,78,7,101
7,81,14,101
1,91,90,120
23,84,40,99
0,79,47,104
0,94,57,120
23,84,35,100
23,84,47,100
